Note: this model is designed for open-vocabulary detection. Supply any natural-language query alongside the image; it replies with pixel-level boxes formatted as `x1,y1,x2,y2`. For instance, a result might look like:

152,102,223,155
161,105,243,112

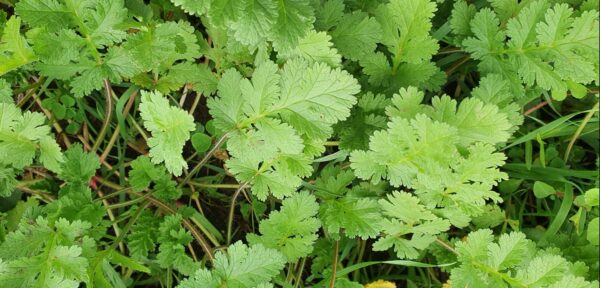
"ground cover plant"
0,0,598,287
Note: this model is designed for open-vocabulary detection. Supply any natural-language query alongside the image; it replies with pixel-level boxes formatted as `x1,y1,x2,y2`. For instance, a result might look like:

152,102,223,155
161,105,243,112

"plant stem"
95,177,215,261
523,100,549,116
189,91,203,115
106,192,152,209
17,186,55,202
187,243,198,261
99,89,138,163
32,84,72,147
92,80,114,152
108,201,151,252
435,238,457,254
294,257,307,288
99,124,120,163
445,55,471,76
179,132,230,188
16,76,45,107
16,178,46,187
352,239,366,281
226,182,248,245
188,181,240,189
564,101,598,162
329,240,339,288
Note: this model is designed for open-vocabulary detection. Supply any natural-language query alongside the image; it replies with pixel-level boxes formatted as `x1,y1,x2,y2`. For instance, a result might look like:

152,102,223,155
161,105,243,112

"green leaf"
0,217,93,287
247,191,321,262
335,92,390,151
108,251,151,274
462,2,599,100
373,191,450,259
271,0,315,51
59,144,100,185
157,214,199,276
451,229,597,287
515,254,568,286
85,0,128,46
209,59,359,200
352,87,509,235
126,210,159,260
280,30,341,67
450,0,477,39
139,91,196,176
533,181,556,198
177,241,286,288
156,62,217,95
0,17,37,76
376,0,438,65
357,0,441,91
0,79,11,103
170,0,210,15
191,133,212,153
427,96,513,145
587,217,599,246
584,188,599,207
320,198,383,239
17,0,140,97
487,232,530,270
123,21,201,71
15,0,73,32
470,74,523,134
314,0,345,31
228,0,278,48
330,12,382,61
0,103,63,173
128,156,181,201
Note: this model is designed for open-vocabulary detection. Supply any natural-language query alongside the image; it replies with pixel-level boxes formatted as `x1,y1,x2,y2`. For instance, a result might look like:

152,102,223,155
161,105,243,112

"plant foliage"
0,0,598,287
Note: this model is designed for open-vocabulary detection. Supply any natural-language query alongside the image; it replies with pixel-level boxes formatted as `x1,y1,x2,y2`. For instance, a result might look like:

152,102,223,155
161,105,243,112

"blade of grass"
540,184,574,244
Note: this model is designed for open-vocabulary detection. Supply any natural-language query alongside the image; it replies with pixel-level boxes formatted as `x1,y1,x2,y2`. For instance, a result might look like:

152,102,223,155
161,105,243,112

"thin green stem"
16,178,46,187
294,257,307,288
16,76,46,107
91,80,114,152
564,101,598,162
107,201,151,252
179,132,230,188
226,182,248,245
435,238,457,254
95,177,215,261
189,91,202,115
285,263,295,283
95,187,133,201
188,181,240,189
99,89,138,163
17,186,55,203
188,214,221,247
351,239,367,281
329,240,339,288
106,193,152,209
